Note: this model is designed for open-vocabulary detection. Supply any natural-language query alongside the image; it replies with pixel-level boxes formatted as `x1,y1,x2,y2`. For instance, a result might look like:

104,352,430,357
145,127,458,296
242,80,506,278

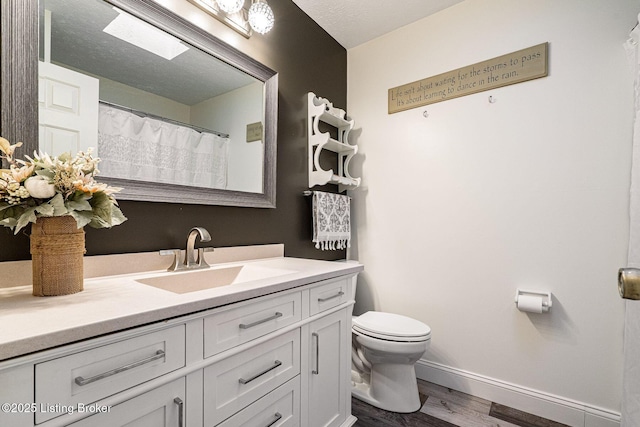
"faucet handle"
160,249,181,256
160,249,183,271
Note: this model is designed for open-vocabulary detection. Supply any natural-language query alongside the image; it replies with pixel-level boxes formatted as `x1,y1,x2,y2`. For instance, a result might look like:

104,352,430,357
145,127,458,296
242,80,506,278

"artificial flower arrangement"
0,137,126,234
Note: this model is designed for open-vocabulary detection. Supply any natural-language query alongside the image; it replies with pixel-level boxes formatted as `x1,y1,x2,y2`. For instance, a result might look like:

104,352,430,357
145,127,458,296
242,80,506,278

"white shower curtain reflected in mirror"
623,20,640,427
97,105,229,189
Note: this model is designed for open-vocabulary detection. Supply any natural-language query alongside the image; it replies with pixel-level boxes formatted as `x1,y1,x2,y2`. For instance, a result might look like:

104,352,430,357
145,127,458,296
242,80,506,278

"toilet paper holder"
514,289,552,312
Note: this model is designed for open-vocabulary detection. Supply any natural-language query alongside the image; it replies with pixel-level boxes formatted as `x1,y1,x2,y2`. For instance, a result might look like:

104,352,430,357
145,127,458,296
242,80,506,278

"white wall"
191,82,264,193
98,76,191,124
347,0,638,420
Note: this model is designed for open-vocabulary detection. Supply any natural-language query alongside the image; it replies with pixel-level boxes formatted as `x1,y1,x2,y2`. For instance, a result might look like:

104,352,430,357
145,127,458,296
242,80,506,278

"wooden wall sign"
388,42,548,114
246,121,263,142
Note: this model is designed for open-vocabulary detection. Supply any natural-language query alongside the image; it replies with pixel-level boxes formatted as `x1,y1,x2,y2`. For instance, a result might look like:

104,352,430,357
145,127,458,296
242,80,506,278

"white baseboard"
342,415,357,427
415,359,620,427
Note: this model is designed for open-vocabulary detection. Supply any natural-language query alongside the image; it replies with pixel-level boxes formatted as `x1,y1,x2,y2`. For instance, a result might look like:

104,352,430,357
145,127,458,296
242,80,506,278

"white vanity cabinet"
0,271,358,427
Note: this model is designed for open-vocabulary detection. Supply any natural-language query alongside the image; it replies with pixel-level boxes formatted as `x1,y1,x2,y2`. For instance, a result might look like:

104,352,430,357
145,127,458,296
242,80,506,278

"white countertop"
0,256,363,362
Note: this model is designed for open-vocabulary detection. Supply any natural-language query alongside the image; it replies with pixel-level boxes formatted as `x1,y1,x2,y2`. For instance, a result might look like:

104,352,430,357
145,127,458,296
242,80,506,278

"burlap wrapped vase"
30,216,85,296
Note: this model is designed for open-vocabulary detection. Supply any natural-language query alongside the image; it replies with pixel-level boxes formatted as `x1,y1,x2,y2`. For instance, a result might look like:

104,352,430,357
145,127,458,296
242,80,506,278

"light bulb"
216,0,244,14
248,0,274,34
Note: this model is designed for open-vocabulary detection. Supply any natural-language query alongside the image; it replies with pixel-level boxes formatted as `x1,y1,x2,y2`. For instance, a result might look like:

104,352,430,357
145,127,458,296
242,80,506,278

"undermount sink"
135,264,296,294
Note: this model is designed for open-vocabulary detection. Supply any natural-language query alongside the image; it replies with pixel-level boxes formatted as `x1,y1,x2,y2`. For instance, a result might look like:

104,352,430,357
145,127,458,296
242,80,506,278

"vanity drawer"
67,377,185,427
204,329,300,426
204,291,301,358
216,377,300,427
309,278,349,316
35,325,185,424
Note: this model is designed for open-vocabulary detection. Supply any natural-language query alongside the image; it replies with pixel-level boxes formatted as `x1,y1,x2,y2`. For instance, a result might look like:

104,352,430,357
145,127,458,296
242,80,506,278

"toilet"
351,311,431,413
340,264,431,413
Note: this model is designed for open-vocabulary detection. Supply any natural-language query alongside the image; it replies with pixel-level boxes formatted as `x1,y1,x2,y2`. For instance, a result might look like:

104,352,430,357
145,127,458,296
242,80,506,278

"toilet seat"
352,311,431,342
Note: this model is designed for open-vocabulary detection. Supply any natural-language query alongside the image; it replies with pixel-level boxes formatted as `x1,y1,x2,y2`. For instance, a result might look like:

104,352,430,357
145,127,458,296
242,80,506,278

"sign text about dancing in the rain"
388,43,548,114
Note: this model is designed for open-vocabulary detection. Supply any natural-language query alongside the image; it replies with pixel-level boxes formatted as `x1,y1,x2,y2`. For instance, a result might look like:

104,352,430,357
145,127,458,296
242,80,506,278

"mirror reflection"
38,0,265,193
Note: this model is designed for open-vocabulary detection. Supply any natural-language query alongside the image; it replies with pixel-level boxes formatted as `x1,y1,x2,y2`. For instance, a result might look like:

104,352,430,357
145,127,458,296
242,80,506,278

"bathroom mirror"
1,0,277,208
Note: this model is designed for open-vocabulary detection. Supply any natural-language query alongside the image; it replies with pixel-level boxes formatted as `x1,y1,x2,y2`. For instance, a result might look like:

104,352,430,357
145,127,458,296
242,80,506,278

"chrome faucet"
185,227,211,269
161,227,214,271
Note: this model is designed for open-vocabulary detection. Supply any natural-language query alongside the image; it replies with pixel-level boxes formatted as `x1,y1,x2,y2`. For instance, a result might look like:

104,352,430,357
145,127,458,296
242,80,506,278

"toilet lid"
352,311,431,342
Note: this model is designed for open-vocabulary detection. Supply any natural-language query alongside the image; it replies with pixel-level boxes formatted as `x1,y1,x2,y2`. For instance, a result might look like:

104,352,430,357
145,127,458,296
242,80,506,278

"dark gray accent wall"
0,0,347,262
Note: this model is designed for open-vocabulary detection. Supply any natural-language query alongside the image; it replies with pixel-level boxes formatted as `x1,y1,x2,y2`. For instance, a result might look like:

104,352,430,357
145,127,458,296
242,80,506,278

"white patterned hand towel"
312,191,351,250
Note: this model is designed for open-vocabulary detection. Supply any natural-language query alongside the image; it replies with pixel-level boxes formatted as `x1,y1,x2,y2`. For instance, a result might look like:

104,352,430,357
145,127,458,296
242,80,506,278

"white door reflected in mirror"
38,61,99,157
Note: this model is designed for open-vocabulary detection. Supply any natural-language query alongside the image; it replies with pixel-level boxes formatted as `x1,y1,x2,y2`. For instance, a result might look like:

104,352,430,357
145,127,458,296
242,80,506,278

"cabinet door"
67,377,185,427
308,309,349,427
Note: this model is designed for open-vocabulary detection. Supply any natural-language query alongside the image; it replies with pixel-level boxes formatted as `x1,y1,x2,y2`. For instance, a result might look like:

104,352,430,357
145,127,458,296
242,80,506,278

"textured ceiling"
291,0,464,49
43,0,257,106
44,0,466,104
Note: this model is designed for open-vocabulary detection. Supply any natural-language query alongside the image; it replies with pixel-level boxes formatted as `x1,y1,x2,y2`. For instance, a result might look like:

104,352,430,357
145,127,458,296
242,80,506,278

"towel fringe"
312,239,349,251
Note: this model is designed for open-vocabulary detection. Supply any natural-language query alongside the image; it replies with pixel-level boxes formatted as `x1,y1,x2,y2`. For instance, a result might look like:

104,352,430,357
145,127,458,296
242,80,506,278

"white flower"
10,164,34,183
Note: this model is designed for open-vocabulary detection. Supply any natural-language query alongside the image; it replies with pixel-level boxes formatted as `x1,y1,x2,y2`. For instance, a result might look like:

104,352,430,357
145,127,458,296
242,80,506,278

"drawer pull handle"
312,332,320,375
239,360,282,385
174,397,184,427
318,291,344,303
74,349,165,386
265,412,283,427
239,312,283,329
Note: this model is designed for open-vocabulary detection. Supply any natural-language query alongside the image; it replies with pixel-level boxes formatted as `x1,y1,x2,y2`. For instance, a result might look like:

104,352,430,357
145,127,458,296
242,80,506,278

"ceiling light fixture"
216,0,244,14
248,0,274,35
188,0,274,38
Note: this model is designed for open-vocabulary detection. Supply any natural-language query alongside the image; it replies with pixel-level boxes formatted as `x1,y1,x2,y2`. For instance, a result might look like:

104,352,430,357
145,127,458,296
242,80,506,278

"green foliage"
0,139,127,234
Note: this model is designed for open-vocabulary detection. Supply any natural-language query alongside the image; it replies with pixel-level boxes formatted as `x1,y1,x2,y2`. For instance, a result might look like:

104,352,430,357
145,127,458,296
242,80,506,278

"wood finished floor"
352,379,569,427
